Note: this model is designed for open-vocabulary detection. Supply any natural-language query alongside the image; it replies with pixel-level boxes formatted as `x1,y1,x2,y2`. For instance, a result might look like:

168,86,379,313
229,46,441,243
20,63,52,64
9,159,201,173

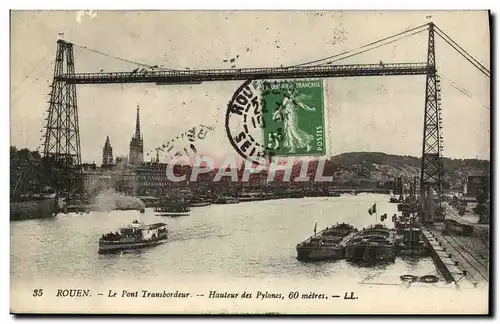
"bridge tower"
420,23,445,222
43,39,82,196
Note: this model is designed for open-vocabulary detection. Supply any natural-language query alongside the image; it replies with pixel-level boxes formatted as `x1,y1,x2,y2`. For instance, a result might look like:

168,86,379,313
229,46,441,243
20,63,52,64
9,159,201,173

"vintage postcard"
10,10,491,314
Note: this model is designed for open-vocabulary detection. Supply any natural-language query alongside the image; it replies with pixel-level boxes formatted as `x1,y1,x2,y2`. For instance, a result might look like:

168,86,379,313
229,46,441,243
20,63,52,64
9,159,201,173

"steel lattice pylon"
420,23,444,211
43,40,82,196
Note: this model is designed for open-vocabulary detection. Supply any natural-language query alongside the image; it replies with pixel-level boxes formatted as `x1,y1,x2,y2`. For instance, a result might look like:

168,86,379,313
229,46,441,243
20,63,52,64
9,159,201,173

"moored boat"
189,201,211,208
396,227,430,256
344,224,397,263
328,191,341,197
189,197,212,208
389,197,400,203
154,198,190,216
98,220,168,254
154,205,190,217
213,196,240,204
10,196,59,220
296,223,358,261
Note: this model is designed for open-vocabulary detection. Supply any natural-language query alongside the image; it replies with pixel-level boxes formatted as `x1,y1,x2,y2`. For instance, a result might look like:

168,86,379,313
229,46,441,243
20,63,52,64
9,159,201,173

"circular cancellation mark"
225,79,269,165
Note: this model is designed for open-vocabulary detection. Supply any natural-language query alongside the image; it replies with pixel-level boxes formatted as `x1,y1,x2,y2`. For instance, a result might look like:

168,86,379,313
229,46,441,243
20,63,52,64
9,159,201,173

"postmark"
225,79,326,164
147,124,215,161
225,80,266,164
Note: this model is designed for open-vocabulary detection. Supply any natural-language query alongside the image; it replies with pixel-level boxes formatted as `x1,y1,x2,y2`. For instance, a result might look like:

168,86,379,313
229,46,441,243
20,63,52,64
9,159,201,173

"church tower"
129,104,144,166
102,135,114,167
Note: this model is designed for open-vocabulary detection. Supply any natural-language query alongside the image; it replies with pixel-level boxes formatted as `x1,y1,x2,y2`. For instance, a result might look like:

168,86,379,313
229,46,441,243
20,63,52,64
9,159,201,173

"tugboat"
98,219,168,254
296,223,358,261
344,224,397,263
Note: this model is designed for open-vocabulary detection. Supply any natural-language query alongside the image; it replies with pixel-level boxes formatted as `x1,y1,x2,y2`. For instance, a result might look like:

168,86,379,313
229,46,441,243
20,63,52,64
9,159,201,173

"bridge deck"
56,62,431,84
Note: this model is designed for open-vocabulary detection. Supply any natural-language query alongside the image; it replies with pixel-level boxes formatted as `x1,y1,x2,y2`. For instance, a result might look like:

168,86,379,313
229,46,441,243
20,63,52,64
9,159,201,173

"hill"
322,152,490,189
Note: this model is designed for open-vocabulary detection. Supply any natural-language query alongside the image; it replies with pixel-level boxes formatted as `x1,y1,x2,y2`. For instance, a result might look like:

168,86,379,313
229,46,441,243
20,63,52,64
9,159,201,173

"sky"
10,10,490,164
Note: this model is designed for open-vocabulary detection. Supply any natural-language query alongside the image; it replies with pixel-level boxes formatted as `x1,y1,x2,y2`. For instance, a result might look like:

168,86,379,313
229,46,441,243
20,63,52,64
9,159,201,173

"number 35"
33,289,43,297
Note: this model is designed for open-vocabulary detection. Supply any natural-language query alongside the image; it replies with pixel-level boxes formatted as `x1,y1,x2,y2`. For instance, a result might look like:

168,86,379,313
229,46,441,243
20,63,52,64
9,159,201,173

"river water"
11,194,440,285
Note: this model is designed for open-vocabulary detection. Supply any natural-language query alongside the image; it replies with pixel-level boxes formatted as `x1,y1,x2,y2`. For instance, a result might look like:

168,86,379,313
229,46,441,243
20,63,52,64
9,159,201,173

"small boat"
288,191,306,198
189,197,212,208
190,201,211,208
154,205,190,217
389,197,400,203
212,196,240,204
98,220,168,254
154,198,190,217
395,227,430,256
344,224,397,263
296,223,358,261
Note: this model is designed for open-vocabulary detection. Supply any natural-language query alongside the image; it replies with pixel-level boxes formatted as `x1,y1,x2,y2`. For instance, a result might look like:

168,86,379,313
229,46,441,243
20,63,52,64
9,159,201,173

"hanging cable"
318,29,427,66
434,27,490,78
72,42,181,72
288,23,429,68
439,73,490,111
434,25,489,74
11,59,55,106
62,23,428,74
11,58,55,96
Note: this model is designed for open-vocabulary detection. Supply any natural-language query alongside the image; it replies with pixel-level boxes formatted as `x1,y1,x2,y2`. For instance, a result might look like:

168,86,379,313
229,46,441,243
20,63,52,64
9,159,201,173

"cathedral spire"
129,103,144,166
135,104,141,139
102,135,114,167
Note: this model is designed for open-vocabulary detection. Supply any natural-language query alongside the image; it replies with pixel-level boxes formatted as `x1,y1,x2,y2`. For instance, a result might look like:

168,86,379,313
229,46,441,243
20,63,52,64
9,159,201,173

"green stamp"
261,79,326,156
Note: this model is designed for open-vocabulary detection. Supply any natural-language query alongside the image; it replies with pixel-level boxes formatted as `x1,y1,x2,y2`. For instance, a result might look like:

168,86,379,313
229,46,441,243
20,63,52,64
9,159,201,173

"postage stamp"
261,79,326,156
225,78,327,163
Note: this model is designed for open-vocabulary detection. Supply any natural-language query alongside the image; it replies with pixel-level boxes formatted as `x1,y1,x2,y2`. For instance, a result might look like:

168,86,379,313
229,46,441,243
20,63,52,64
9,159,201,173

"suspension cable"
12,57,55,96
72,42,181,72
318,29,427,66
440,73,490,111
70,23,428,72
288,23,429,68
434,26,490,78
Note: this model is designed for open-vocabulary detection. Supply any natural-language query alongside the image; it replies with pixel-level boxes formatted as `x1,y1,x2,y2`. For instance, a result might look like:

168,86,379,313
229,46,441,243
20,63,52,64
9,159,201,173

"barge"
296,223,358,261
344,224,397,263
